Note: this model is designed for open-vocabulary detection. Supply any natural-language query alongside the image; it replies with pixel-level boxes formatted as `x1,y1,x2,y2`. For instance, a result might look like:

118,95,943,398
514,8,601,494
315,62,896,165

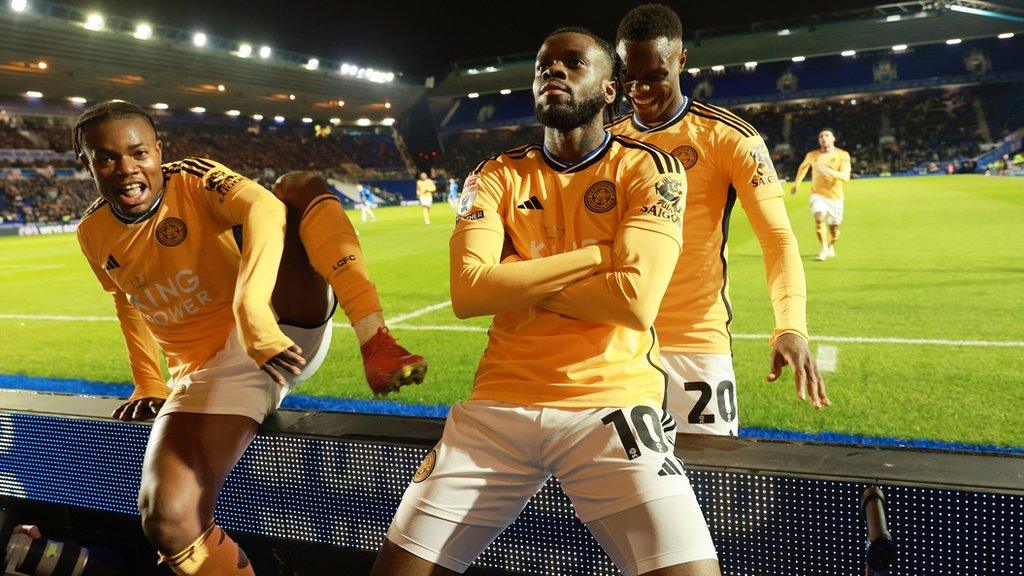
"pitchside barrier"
0,390,1020,576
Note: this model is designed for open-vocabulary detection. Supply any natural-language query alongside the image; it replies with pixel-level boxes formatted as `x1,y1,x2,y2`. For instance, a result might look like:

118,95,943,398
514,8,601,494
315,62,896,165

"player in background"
372,28,719,576
447,178,460,210
359,183,377,223
415,172,436,225
74,100,425,576
610,4,828,438
791,128,852,261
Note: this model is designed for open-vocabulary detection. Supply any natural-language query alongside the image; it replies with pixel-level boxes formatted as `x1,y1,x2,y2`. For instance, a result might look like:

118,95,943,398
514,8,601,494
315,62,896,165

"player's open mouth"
116,182,148,206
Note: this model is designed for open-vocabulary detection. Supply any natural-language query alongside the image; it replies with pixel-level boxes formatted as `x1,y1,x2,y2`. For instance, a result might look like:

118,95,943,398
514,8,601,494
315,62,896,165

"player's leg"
362,205,369,223
826,200,843,258
550,405,719,576
809,194,829,260
422,204,431,225
660,353,738,437
372,401,548,575
138,413,258,575
273,172,427,394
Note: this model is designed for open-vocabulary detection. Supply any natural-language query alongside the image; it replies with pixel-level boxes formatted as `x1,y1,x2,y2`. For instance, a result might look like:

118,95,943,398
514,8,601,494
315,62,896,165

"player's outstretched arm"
790,157,811,194
197,164,295,367
449,227,611,319
110,293,168,420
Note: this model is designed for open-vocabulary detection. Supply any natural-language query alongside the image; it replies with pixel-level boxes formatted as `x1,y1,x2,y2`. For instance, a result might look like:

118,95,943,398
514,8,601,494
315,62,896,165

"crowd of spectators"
437,83,1022,180
0,177,95,224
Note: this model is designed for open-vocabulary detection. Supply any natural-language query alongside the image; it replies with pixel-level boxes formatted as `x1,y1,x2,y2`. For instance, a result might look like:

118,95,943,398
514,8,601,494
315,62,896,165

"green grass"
1,175,1022,447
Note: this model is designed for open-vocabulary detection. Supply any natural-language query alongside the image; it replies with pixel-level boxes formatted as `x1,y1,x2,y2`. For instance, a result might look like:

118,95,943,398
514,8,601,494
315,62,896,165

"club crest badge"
672,145,699,170
412,449,437,483
584,181,617,213
156,217,187,247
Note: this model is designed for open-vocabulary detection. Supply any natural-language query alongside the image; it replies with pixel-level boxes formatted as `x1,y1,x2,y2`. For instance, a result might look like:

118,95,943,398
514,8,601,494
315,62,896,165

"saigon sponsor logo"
672,145,699,170
204,170,245,203
641,202,681,223
655,174,685,207
748,142,779,187
412,449,437,483
583,181,617,213
155,217,188,247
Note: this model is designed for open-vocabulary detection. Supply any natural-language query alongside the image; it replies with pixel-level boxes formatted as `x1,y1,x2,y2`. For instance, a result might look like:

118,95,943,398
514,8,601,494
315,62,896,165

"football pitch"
1,175,1022,449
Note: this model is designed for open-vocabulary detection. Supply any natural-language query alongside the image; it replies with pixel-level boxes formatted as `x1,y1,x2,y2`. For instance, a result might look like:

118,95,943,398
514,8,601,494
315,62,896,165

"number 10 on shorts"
602,406,671,460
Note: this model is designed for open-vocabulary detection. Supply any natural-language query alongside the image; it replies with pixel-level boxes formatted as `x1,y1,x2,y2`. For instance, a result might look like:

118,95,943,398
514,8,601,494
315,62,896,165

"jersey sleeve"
729,134,784,203
452,167,506,239
182,158,293,366
76,226,166,399
618,150,686,248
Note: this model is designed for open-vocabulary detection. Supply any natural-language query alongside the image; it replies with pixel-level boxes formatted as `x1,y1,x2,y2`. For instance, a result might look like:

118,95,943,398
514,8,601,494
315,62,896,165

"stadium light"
886,14,901,22
10,0,27,12
744,61,757,70
225,109,240,116
189,106,205,114
384,102,391,109
998,32,1014,39
152,102,169,110
467,68,479,75
329,117,341,125
687,67,700,75
305,58,319,70
193,32,207,47
289,94,296,100
133,23,153,40
841,49,857,57
500,89,512,95
484,66,498,72
258,46,271,59
68,96,87,104
274,115,285,123
892,44,908,52
337,100,345,107
340,63,351,74
386,72,395,82
37,61,47,69
217,84,225,92
791,55,806,62
382,118,396,126
711,65,725,71
777,28,791,36
467,92,479,98
301,117,313,123
83,13,104,31
850,98,858,105
237,43,252,58
251,113,263,120
356,118,371,126
946,38,962,45
24,90,42,98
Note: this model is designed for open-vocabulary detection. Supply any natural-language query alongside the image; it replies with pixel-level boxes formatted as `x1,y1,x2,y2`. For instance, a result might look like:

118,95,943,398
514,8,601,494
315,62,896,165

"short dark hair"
820,127,836,136
616,4,684,45
73,100,157,157
545,26,616,75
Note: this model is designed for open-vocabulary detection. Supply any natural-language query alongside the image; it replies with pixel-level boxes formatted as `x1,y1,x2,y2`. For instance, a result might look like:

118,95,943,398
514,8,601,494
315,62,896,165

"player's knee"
138,485,205,552
273,171,328,212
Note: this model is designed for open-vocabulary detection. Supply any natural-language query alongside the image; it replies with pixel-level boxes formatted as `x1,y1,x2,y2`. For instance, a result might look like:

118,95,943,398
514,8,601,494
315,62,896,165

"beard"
534,88,607,131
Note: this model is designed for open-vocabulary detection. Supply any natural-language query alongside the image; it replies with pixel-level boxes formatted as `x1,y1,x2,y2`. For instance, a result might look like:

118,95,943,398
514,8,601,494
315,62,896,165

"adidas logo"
516,196,543,210
104,254,121,271
657,457,685,477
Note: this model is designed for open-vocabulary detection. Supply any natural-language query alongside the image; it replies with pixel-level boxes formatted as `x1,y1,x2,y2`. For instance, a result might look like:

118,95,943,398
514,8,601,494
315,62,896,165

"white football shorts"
660,353,738,437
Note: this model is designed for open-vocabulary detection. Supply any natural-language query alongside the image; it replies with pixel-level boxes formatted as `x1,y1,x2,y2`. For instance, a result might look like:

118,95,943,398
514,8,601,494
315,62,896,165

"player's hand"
766,333,830,409
112,397,165,421
260,344,305,387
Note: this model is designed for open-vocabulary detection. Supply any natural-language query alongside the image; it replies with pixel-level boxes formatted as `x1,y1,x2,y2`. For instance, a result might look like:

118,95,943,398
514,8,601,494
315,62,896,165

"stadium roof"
435,0,1024,97
0,1,427,123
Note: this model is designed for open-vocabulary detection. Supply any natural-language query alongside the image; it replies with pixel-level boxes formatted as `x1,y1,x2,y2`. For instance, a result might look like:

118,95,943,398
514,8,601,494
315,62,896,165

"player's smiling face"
80,116,164,219
617,37,686,125
533,32,615,131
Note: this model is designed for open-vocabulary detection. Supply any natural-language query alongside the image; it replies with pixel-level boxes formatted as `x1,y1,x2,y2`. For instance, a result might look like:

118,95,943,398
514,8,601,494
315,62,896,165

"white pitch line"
387,300,452,324
1,313,1022,347
815,345,838,372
